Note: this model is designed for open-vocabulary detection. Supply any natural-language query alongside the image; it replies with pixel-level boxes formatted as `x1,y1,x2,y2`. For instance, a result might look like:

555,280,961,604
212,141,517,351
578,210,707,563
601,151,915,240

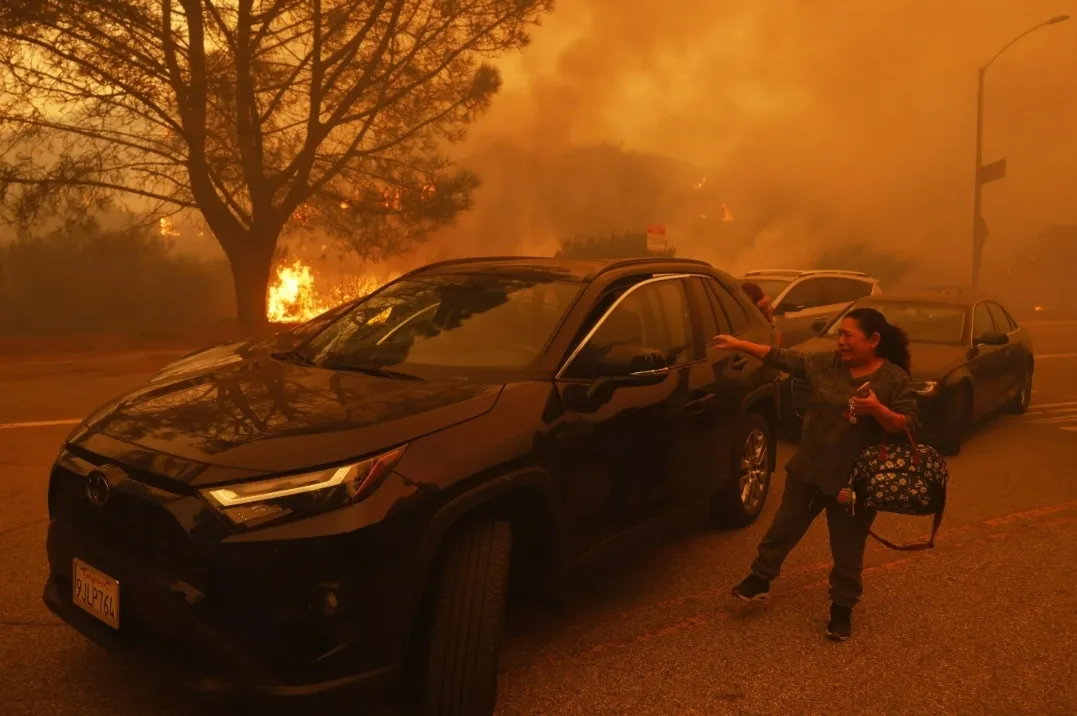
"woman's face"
836,317,879,364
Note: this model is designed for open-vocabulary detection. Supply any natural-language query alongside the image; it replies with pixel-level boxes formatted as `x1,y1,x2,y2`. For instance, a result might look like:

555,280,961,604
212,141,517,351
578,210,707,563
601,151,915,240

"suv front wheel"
424,518,513,716
711,411,774,527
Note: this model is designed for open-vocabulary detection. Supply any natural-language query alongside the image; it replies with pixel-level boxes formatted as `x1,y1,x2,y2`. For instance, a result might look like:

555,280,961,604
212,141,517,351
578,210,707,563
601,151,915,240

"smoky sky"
427,0,1077,280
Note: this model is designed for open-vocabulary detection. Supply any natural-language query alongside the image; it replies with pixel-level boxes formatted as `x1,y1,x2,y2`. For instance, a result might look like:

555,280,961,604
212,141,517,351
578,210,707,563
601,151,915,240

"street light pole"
971,66,985,288
970,14,1069,288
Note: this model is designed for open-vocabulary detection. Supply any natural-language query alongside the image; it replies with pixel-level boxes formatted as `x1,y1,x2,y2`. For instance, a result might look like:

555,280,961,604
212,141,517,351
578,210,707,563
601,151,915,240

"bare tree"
0,0,552,328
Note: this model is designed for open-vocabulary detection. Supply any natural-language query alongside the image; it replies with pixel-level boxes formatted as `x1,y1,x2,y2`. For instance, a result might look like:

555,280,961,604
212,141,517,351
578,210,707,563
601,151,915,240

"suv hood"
68,355,502,476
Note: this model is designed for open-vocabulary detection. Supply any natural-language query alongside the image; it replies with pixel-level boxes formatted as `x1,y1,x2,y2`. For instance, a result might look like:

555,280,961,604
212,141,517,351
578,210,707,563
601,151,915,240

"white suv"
739,269,881,345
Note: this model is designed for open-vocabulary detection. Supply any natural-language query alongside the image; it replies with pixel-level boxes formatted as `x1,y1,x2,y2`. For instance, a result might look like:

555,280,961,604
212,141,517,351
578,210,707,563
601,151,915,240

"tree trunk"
226,240,276,334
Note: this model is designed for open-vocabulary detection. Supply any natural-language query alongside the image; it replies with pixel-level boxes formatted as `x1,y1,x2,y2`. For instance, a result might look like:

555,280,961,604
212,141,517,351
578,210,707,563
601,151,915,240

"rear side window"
986,302,1013,333
778,279,824,312
705,279,749,333
972,303,994,339
1001,306,1019,331
820,278,873,304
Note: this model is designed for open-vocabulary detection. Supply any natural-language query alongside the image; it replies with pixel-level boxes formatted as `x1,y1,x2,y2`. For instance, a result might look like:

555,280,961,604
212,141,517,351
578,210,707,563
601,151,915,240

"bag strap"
877,427,921,465
867,487,947,551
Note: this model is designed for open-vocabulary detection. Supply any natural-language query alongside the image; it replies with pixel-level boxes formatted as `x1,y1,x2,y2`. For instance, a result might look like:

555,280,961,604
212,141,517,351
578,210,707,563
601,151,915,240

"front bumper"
41,457,413,699
43,519,398,698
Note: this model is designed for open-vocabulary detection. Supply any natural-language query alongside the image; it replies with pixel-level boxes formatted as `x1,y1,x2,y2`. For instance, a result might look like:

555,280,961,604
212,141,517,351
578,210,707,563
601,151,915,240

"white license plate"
72,558,120,629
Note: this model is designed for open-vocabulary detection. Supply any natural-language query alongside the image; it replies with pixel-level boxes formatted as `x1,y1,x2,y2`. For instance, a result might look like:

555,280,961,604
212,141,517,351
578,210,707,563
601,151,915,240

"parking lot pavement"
2,325,1077,716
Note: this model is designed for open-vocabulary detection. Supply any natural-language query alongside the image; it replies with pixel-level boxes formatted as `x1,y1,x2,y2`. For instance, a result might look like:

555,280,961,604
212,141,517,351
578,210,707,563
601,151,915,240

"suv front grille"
49,468,207,576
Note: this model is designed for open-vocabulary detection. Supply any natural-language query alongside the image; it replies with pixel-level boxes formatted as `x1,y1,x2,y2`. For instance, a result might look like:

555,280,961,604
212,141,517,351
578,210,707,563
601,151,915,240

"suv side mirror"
595,344,668,380
582,344,669,401
974,330,1009,347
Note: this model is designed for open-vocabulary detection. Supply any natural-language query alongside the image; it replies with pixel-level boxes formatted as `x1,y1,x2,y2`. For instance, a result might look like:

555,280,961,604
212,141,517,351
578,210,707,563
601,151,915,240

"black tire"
711,411,774,528
938,384,971,457
1005,365,1033,415
424,519,513,716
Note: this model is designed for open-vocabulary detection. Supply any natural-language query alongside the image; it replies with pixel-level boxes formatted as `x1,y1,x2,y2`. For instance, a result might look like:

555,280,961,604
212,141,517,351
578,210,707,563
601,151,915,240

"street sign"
646,225,667,253
978,158,1007,184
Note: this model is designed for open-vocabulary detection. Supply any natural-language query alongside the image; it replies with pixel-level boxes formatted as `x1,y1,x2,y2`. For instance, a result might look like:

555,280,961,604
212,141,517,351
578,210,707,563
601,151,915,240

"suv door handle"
687,393,716,413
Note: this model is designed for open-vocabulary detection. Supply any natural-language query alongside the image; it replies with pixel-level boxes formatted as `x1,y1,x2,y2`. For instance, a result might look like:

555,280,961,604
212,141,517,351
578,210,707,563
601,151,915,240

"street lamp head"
1048,15,1070,25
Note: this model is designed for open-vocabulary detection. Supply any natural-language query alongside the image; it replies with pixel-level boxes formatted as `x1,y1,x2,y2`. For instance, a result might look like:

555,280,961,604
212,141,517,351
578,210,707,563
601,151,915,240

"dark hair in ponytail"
741,282,765,304
845,307,911,373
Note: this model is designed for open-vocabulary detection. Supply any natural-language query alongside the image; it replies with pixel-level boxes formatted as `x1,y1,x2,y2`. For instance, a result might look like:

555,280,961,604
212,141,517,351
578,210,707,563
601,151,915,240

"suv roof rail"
404,255,551,275
587,256,713,280
744,269,870,278
817,269,870,277
743,269,803,276
603,256,711,270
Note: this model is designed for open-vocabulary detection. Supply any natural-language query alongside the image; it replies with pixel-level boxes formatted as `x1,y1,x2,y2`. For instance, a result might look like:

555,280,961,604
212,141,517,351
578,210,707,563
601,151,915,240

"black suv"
43,256,780,714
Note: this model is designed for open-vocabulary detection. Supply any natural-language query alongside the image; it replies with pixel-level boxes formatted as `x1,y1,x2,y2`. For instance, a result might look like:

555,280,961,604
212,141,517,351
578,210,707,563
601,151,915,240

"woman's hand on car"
710,334,741,350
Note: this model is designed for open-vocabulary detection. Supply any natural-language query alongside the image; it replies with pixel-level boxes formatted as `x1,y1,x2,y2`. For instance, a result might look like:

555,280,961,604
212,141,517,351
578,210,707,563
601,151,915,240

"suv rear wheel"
424,518,513,716
711,411,774,527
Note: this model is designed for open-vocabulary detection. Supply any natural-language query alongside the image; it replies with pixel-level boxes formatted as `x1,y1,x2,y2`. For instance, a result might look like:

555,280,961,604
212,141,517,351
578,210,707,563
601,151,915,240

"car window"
819,278,873,304
706,279,749,333
986,302,1012,334
972,303,994,339
564,279,693,380
689,277,723,342
777,279,823,312
1001,306,1019,331
827,301,967,345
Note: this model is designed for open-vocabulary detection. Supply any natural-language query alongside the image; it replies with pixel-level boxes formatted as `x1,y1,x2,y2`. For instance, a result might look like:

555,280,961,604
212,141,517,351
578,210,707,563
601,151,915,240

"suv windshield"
827,301,968,345
292,273,582,376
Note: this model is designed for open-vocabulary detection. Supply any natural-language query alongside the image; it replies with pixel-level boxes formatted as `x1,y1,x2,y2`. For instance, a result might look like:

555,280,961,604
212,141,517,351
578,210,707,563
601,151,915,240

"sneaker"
826,604,852,641
731,573,770,602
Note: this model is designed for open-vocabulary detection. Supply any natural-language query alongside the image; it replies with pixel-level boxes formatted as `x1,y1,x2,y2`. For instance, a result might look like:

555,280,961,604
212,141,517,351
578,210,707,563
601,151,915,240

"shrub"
555,231,676,260
0,223,233,337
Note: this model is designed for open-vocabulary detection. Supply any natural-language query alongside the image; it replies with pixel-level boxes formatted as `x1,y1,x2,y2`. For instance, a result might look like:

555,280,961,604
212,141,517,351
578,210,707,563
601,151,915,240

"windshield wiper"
321,362,424,381
271,350,317,367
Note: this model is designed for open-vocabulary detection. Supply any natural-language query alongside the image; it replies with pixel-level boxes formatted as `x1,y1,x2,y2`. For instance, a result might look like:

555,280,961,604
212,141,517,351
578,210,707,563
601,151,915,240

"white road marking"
1035,353,1077,360
1027,401,1077,409
1023,320,1077,326
1063,426,1077,432
1028,416,1077,425
0,419,82,430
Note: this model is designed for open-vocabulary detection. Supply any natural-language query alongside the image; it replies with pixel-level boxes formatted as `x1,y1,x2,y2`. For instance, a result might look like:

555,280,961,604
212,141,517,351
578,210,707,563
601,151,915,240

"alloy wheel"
739,428,769,513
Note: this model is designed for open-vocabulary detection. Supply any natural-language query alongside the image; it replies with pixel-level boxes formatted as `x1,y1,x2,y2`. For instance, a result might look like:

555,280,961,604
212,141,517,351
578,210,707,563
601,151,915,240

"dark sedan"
781,292,1034,455
43,256,780,714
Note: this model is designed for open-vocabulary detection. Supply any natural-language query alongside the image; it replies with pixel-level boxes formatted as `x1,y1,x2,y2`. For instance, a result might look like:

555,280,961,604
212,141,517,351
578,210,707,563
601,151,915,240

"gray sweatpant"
750,471,877,608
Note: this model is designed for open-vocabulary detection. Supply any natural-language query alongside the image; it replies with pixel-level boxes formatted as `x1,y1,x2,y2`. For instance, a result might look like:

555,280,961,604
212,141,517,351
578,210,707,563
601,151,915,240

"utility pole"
969,14,1069,288
971,67,986,289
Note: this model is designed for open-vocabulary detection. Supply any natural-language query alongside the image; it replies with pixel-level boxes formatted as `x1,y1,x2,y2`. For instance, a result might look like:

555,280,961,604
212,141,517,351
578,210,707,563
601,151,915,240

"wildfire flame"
721,203,734,222
266,258,386,323
159,217,179,236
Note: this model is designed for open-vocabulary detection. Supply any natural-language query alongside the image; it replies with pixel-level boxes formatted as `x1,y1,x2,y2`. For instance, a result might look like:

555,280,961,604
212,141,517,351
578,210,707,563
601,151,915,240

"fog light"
313,583,341,617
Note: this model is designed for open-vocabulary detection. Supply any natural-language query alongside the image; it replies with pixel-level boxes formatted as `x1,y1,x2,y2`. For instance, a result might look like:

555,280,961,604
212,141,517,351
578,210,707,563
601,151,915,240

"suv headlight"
201,445,407,529
911,380,938,396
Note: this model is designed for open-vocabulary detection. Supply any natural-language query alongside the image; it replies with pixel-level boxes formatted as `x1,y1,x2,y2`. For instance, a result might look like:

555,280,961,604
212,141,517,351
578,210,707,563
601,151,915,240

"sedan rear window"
827,302,968,345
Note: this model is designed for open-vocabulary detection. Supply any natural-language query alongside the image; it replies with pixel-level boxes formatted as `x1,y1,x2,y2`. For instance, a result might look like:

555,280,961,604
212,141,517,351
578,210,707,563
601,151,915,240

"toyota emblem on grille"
86,469,112,507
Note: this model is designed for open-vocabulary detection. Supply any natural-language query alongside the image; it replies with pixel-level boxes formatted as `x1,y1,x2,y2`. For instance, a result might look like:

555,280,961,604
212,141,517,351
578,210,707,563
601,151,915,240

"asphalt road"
3,324,1077,716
